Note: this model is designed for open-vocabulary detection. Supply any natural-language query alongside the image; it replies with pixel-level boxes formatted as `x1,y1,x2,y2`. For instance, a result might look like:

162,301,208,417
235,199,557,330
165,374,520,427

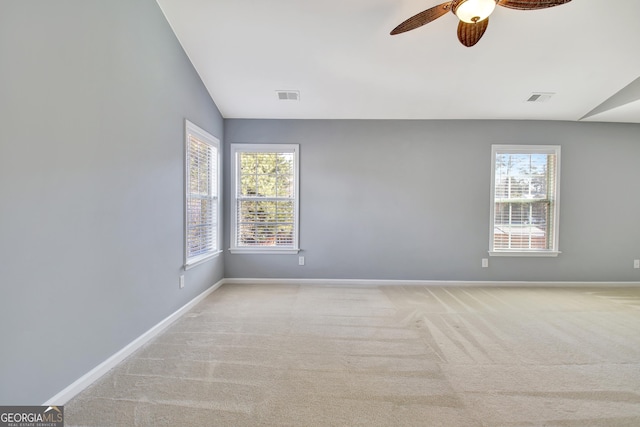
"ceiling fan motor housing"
452,0,498,23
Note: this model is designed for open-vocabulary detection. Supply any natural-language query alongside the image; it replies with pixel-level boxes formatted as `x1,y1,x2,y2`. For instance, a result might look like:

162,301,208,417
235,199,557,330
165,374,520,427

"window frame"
184,120,222,269
489,144,561,257
229,143,300,254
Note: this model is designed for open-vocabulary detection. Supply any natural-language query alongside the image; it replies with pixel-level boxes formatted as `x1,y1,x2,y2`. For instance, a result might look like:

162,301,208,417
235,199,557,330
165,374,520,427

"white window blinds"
185,121,220,265
490,145,560,256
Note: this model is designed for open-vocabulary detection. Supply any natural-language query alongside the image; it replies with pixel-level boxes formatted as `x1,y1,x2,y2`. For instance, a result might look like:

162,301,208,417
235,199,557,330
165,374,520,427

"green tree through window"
490,145,560,255
231,144,299,253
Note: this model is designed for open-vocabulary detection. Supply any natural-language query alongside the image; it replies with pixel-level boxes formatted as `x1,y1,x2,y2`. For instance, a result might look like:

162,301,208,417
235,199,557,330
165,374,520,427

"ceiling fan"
391,0,572,47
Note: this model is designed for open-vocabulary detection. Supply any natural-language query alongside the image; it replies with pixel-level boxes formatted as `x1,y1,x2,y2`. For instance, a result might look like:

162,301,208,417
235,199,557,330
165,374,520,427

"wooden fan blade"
457,19,489,47
390,2,452,35
497,0,571,11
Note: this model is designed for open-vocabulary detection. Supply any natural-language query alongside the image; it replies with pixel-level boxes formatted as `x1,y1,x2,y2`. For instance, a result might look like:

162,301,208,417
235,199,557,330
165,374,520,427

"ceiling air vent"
276,90,300,101
526,92,555,103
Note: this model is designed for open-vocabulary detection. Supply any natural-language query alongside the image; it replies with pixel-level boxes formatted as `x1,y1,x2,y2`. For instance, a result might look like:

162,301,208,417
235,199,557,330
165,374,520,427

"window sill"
229,248,300,255
489,251,561,257
184,250,222,270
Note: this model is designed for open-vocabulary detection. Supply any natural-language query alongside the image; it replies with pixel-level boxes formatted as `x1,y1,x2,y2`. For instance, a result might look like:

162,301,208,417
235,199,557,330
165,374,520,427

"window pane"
241,174,257,196
236,197,295,247
240,153,257,174
491,146,559,253
276,153,294,174
232,145,298,250
275,200,294,222
189,139,212,196
185,121,219,262
276,176,293,198
276,224,294,246
258,153,275,173
257,174,277,197
187,198,215,257
238,222,277,246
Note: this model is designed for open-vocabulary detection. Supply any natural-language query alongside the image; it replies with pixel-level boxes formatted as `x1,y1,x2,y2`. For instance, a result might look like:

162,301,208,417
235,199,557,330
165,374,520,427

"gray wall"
0,1,223,404
224,119,640,282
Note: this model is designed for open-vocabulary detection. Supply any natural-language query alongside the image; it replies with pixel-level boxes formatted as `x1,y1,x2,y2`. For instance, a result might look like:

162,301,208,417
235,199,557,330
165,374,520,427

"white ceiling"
156,0,640,123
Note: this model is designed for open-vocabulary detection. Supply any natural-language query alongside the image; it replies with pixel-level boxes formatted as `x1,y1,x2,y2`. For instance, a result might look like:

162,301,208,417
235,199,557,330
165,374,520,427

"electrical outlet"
298,256,305,266
179,275,185,288
482,258,489,268
634,259,640,269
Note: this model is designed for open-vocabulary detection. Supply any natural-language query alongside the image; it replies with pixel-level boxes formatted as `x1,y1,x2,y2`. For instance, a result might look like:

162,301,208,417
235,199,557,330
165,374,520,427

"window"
185,120,221,268
230,144,299,254
490,145,560,256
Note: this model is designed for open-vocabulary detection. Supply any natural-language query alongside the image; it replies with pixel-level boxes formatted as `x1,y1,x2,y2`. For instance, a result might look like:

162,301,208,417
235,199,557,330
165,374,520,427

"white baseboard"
43,279,224,406
222,278,640,287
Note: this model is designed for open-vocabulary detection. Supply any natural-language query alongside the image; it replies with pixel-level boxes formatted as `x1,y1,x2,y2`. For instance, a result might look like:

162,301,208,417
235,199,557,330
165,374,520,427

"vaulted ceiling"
157,0,640,123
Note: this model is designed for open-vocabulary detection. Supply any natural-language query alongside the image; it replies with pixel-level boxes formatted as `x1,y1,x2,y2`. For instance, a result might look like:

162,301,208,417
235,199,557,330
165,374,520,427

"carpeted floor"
65,283,640,426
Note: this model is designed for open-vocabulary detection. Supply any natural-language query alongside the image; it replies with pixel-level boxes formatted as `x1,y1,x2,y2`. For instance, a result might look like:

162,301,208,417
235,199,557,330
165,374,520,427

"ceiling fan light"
454,0,497,24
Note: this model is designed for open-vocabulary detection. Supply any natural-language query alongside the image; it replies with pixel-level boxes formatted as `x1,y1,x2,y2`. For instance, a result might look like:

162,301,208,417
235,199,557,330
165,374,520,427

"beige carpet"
65,283,640,426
